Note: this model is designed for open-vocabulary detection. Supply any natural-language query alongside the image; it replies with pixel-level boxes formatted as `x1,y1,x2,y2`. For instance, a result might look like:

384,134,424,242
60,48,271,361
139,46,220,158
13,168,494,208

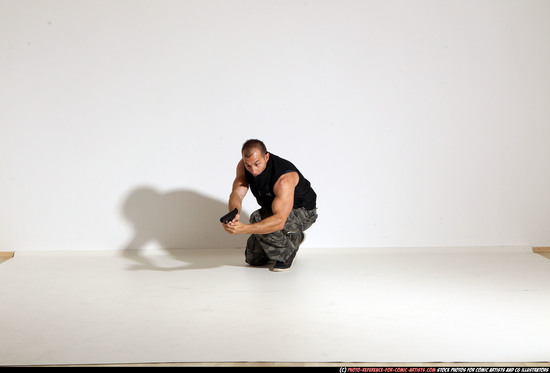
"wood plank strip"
0,251,15,264
0,252,15,258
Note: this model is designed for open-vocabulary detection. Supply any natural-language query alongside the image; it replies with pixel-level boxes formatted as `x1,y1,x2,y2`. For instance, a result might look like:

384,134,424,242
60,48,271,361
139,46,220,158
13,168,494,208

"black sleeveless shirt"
244,153,317,213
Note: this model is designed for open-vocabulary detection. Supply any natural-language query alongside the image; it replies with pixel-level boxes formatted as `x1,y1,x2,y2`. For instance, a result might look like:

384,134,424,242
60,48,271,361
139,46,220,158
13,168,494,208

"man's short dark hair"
242,139,267,157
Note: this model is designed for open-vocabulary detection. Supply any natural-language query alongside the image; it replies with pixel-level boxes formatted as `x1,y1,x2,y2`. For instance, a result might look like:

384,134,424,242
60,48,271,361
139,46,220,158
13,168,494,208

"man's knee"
245,235,269,266
245,253,269,266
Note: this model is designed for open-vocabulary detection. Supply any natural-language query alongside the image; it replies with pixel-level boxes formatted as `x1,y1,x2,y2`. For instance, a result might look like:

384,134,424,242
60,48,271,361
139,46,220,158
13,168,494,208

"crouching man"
222,139,318,272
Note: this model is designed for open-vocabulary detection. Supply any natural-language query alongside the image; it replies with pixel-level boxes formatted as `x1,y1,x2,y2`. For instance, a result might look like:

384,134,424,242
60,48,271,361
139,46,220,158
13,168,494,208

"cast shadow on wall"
120,186,250,271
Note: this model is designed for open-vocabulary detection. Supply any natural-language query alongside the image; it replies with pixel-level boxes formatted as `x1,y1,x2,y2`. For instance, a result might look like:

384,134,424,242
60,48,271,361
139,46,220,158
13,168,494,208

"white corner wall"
1,0,550,251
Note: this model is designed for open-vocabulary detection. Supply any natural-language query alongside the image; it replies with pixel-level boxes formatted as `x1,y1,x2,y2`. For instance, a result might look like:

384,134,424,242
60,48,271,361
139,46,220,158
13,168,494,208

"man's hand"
223,220,246,235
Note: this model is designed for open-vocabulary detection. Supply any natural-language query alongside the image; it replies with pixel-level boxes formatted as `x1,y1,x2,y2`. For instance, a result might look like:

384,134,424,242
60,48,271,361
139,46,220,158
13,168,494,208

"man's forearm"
228,192,243,213
229,180,248,212
242,214,286,235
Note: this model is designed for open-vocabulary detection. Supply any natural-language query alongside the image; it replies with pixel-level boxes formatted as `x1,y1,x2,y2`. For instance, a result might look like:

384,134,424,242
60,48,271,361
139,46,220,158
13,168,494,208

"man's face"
243,150,269,177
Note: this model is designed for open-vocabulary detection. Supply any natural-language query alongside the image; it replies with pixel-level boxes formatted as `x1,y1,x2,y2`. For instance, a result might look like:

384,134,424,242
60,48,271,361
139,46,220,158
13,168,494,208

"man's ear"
265,152,270,162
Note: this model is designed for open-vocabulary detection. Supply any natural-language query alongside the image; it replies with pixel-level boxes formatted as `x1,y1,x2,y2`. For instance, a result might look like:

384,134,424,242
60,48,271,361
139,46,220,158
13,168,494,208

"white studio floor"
1,246,549,366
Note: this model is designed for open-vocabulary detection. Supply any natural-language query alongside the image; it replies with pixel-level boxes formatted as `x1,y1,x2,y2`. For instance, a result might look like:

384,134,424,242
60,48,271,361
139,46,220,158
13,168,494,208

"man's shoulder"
235,159,248,179
274,170,299,191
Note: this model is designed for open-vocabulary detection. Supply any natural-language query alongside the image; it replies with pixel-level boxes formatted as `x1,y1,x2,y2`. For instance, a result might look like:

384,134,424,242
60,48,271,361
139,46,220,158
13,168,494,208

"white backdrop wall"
1,0,550,251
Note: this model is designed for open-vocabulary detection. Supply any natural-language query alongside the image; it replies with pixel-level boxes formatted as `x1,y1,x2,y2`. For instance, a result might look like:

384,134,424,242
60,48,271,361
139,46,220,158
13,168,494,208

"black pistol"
220,208,238,224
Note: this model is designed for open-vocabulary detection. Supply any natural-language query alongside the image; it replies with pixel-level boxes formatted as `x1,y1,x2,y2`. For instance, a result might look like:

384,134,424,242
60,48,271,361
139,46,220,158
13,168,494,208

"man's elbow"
275,223,285,232
274,216,288,232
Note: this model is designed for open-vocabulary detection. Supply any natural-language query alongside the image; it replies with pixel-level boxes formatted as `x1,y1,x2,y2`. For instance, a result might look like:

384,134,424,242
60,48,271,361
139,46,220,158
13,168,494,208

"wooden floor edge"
0,252,15,258
7,362,550,368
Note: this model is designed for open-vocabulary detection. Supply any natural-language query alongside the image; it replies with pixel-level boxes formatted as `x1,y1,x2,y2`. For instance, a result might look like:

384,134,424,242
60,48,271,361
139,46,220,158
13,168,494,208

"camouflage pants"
245,207,318,265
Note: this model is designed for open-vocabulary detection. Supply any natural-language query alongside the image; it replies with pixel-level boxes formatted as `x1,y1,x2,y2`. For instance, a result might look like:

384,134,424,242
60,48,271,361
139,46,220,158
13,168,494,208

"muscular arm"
223,171,298,235
228,160,249,221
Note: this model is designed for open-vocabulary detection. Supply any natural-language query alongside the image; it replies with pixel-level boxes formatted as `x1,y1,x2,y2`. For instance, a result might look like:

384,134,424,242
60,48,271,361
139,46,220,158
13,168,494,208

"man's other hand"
223,220,245,235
